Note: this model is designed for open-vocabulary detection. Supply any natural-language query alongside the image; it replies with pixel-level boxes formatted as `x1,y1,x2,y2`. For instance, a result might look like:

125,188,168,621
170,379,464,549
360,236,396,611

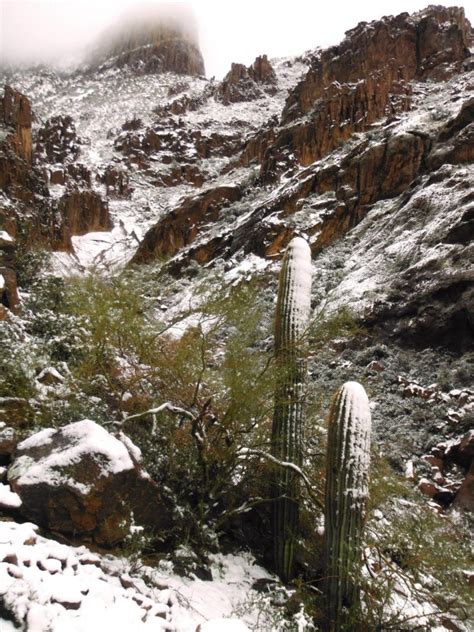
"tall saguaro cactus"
271,237,312,582
324,381,372,631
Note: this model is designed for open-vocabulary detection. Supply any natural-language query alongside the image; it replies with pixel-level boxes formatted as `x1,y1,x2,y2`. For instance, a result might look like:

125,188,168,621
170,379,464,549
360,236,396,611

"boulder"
36,367,65,386
0,266,20,313
453,462,474,512
8,420,170,546
0,424,18,464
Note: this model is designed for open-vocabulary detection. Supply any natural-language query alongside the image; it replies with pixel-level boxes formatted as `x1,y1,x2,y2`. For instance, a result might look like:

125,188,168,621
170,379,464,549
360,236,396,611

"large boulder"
8,420,170,546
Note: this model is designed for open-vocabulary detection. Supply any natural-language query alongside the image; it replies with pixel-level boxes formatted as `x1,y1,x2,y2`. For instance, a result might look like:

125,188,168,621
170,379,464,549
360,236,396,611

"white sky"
1,0,473,77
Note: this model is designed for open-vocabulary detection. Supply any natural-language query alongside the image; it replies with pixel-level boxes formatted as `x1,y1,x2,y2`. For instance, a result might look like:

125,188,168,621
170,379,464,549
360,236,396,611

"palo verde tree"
271,236,312,582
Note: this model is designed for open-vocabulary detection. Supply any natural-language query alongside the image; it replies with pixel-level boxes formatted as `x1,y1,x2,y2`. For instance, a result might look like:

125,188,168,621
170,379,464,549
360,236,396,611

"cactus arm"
271,237,312,582
324,381,372,631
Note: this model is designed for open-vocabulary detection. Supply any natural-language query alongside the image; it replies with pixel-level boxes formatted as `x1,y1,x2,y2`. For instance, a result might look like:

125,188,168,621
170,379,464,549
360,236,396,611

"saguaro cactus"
271,236,312,582
324,381,372,631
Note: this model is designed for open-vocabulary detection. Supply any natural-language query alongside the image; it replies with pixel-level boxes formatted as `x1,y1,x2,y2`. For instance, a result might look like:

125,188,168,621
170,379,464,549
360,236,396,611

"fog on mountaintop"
1,0,473,76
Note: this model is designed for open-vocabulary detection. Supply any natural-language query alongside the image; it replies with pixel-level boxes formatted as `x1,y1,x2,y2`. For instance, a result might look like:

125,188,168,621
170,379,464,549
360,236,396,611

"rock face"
0,266,20,314
92,10,205,76
1,85,32,164
8,420,170,546
0,86,111,256
217,55,277,104
131,185,242,264
243,6,472,181
55,191,113,251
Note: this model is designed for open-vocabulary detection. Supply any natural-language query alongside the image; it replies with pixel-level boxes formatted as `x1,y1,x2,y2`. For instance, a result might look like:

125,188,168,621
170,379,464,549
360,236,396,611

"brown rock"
0,267,20,314
49,168,66,185
8,420,171,546
445,430,474,469
36,367,65,386
1,85,32,164
102,166,131,197
54,190,113,251
418,478,455,506
132,184,242,264
217,63,263,105
453,461,474,511
216,54,276,105
249,55,277,84
239,6,472,182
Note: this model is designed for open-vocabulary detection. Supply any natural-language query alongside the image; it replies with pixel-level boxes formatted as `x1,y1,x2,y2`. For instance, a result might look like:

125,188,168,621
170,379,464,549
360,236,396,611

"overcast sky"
1,0,473,77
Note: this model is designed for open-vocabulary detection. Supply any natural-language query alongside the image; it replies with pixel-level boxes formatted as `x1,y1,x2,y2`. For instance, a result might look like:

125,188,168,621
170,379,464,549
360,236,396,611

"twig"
237,447,324,510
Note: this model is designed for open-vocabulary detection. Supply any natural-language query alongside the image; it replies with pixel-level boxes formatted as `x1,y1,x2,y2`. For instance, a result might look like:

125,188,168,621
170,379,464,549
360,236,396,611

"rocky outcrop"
217,55,277,104
418,430,474,510
8,420,171,546
1,85,32,164
91,10,205,76
54,190,113,251
235,6,473,181
430,96,474,168
131,185,242,264
101,165,132,198
283,6,471,123
36,115,81,164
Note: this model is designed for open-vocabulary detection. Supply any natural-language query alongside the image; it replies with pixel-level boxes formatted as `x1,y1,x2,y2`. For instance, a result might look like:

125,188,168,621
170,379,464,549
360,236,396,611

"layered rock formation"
239,6,472,181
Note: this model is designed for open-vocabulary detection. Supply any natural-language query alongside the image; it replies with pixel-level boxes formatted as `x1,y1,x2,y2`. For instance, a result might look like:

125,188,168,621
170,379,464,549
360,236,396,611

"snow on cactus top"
276,236,312,345
337,381,372,491
8,420,135,494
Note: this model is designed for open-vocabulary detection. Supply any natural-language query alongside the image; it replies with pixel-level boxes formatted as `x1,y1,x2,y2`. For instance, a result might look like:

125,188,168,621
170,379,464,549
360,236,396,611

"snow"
0,274,5,291
0,482,22,508
198,619,250,631
36,367,64,383
0,520,283,632
0,229,14,243
280,236,312,334
9,420,135,494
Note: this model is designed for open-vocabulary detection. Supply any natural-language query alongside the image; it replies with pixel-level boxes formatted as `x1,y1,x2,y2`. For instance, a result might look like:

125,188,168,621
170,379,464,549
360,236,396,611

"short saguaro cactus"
324,381,372,631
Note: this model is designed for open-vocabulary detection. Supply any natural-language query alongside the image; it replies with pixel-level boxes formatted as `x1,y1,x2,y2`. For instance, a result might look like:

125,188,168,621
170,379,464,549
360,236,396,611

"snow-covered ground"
0,520,292,632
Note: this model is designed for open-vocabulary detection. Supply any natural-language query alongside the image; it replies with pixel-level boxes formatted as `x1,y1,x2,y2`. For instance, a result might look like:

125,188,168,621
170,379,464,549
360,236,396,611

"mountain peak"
88,2,205,76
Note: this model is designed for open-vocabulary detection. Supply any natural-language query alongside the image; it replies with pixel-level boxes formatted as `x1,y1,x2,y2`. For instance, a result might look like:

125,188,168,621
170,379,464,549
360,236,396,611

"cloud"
1,0,472,77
